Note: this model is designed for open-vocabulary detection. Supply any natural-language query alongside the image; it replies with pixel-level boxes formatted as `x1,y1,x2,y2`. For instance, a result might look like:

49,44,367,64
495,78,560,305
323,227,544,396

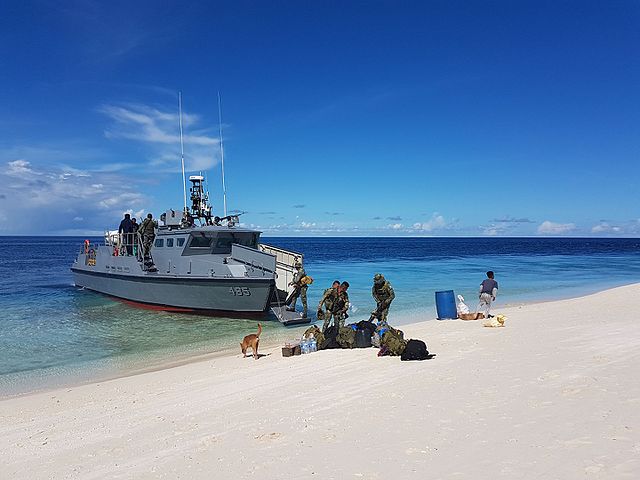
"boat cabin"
154,228,260,256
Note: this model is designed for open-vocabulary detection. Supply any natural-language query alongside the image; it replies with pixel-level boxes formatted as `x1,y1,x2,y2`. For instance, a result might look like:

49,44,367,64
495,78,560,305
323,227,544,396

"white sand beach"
1,284,639,479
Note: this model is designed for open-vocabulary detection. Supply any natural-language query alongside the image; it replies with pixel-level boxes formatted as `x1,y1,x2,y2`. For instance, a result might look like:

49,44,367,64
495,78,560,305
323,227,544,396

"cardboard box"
282,343,301,357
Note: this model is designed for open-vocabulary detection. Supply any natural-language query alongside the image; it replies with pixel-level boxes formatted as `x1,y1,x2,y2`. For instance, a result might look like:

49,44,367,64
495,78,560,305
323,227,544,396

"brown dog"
240,323,262,359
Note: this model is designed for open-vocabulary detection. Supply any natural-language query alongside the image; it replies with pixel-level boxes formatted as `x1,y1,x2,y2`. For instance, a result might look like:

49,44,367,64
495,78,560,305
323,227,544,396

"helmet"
374,273,385,283
294,260,302,268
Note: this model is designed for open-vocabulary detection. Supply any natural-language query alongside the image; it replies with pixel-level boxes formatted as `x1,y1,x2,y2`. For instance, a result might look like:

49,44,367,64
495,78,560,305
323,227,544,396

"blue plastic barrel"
435,290,457,320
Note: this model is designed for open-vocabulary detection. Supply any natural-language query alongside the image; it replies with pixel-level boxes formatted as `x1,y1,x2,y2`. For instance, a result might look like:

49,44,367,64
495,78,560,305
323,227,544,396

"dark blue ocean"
1,236,639,396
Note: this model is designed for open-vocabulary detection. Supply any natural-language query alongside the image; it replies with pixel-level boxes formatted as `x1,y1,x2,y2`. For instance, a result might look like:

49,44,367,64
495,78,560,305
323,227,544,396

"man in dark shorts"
118,213,134,255
477,271,498,318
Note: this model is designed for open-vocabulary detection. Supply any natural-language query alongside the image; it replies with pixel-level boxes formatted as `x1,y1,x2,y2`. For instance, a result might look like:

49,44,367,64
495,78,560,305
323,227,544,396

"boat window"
181,232,259,255
189,233,213,248
213,233,234,253
166,238,174,247
154,239,164,248
238,233,258,249
211,232,259,254
177,238,185,247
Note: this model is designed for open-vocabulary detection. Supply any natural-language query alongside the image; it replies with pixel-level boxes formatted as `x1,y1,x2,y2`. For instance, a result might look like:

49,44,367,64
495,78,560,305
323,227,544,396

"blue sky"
1,0,638,236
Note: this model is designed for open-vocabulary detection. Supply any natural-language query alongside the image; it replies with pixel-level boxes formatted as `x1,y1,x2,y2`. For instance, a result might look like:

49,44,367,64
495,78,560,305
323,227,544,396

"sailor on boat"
138,213,158,269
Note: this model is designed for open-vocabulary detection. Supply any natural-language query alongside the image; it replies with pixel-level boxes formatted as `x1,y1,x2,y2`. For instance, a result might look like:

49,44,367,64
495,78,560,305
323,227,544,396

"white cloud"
413,213,448,232
124,208,146,220
591,222,622,234
387,223,403,230
7,159,36,176
98,192,145,210
0,159,150,234
93,163,136,173
537,220,576,235
480,224,504,236
99,103,220,172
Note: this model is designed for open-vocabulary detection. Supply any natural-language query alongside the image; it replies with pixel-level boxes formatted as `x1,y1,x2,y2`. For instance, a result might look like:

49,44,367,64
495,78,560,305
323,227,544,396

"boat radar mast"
187,175,240,226
189,175,212,225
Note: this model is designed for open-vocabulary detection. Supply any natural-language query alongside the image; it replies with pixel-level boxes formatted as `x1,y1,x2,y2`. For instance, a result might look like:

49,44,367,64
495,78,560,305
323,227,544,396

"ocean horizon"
1,236,639,397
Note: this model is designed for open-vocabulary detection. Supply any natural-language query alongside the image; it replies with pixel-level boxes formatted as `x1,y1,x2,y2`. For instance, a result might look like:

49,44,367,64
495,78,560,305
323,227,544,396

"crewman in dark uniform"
118,213,134,255
332,281,350,329
138,213,157,262
286,260,308,318
371,273,395,327
318,280,340,332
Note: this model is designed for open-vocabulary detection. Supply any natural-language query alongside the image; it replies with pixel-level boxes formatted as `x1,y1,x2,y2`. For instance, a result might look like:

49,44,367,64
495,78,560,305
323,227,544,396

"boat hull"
72,268,273,313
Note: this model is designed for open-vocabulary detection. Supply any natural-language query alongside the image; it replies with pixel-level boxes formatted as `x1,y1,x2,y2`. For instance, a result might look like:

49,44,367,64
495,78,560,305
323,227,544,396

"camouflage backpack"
303,325,325,347
337,326,356,349
381,327,407,356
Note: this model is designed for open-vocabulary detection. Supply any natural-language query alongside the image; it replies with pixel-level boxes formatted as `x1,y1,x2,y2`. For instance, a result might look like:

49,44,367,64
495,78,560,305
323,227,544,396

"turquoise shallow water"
1,236,639,396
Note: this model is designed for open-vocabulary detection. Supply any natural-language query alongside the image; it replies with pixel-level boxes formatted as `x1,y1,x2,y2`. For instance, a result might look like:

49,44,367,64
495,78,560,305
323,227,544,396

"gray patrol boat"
71,175,307,323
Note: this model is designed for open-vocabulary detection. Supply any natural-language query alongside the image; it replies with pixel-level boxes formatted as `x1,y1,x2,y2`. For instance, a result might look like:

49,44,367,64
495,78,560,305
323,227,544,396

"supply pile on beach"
279,270,509,361
283,321,434,361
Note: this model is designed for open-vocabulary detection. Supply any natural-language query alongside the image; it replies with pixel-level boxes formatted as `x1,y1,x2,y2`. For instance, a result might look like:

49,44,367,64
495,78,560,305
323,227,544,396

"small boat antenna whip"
217,91,228,217
179,91,187,212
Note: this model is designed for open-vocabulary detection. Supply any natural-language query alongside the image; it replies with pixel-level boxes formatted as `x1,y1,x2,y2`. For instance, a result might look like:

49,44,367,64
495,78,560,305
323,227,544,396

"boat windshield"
184,231,259,255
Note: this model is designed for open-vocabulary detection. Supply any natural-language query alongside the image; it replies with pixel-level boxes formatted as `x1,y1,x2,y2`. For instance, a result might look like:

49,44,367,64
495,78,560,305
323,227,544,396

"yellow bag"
301,275,314,285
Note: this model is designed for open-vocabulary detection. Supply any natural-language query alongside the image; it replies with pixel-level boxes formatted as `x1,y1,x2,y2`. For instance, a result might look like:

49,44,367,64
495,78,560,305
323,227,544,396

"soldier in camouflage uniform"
138,213,157,261
372,273,395,327
286,260,308,318
331,281,350,329
318,280,340,332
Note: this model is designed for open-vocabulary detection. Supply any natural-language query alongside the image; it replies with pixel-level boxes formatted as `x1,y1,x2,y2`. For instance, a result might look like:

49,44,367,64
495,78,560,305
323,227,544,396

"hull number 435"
229,287,251,296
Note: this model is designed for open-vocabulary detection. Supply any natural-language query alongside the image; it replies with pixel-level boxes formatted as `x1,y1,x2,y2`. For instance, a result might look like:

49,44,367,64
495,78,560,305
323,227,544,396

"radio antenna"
217,91,228,217
178,91,187,211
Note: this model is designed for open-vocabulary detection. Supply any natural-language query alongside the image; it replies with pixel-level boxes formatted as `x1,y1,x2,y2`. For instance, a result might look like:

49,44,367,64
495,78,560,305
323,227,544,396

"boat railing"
103,230,141,258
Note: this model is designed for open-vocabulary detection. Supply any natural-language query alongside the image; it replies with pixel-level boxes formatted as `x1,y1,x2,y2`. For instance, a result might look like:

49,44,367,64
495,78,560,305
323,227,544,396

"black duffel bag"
355,320,376,337
320,325,341,350
355,328,372,348
400,339,432,361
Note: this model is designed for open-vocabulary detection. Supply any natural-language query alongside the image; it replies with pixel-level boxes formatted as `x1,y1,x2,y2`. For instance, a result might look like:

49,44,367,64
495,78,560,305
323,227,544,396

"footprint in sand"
405,447,431,455
322,433,337,442
565,437,593,446
562,387,584,396
584,463,604,474
199,434,220,448
255,432,282,441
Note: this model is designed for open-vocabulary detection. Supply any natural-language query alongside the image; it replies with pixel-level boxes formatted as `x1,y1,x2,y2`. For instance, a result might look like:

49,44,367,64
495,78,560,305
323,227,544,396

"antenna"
178,91,187,211
217,91,228,217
